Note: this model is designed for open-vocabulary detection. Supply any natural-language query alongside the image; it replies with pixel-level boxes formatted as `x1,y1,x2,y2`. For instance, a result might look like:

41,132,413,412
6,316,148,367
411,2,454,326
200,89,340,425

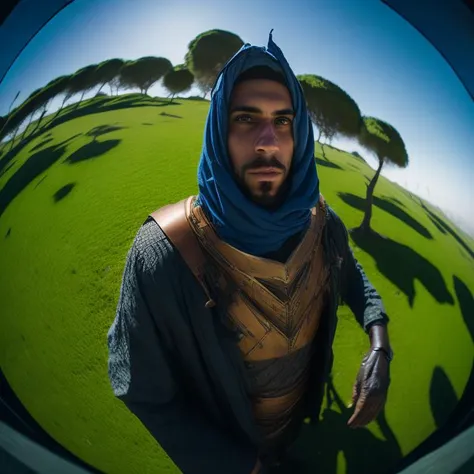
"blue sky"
1,0,473,234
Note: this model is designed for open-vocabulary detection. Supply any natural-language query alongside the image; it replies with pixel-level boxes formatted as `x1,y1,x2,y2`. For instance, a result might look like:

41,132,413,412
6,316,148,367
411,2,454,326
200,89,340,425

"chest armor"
150,195,329,447
187,196,329,445
186,196,328,359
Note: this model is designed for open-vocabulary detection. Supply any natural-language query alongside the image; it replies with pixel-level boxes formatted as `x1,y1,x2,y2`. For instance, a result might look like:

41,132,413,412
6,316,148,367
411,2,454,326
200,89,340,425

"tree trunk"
321,142,327,160
8,92,20,115
169,93,175,104
97,83,105,95
109,84,113,95
360,157,384,231
50,95,69,123
317,128,322,143
26,108,47,138
19,112,35,142
74,90,86,109
8,127,19,151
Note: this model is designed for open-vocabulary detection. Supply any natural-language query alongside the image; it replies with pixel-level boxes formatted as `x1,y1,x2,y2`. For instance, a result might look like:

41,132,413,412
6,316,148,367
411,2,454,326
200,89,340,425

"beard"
233,156,290,210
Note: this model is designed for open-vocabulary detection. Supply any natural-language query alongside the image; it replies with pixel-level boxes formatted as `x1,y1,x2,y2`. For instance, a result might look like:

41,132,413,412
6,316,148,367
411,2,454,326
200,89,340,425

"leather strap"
149,197,216,307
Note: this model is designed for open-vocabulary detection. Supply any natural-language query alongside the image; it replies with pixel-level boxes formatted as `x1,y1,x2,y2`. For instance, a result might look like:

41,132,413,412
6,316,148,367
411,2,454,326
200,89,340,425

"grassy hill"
0,95,473,474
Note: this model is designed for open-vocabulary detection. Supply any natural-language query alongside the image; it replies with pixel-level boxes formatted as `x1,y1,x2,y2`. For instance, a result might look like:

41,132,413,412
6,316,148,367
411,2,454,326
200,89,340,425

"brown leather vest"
150,195,329,446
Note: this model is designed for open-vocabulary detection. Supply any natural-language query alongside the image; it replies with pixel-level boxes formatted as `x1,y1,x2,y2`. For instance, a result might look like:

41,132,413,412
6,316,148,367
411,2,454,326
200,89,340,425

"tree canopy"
298,74,363,144
356,116,409,231
358,116,409,167
163,65,194,101
95,58,125,92
119,56,173,95
185,29,243,96
66,64,100,99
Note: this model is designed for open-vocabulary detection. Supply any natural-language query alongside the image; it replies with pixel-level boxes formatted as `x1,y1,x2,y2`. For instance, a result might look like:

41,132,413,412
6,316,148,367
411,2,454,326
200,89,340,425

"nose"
255,122,279,155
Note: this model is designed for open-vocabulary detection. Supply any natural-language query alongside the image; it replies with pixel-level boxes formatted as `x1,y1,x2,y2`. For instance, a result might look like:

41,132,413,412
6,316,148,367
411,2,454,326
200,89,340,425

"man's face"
228,79,294,209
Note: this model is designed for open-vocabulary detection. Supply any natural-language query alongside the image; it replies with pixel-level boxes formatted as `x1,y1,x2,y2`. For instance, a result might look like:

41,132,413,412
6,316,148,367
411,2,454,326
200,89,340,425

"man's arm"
327,209,392,427
330,210,390,332
107,230,259,474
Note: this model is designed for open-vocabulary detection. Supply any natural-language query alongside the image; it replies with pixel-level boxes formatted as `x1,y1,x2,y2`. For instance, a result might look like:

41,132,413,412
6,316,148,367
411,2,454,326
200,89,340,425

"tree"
42,74,75,124
185,29,244,98
119,56,173,95
26,75,71,136
17,87,44,140
68,64,100,108
95,58,125,95
357,116,409,232
297,74,362,159
162,65,194,103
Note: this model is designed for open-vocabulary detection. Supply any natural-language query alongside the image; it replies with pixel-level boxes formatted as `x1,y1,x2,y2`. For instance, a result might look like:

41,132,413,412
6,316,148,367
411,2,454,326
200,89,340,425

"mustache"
242,156,286,173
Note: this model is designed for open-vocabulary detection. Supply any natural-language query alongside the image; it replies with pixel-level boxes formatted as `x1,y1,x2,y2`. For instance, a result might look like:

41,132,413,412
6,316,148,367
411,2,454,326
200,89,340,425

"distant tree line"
0,28,408,233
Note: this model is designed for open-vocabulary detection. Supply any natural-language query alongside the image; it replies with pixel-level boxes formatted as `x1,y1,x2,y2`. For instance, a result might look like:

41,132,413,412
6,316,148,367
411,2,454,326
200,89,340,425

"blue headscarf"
196,30,319,256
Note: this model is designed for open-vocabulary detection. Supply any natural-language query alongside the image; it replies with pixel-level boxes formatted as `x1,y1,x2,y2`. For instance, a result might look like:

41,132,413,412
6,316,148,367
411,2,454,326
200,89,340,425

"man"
107,31,392,474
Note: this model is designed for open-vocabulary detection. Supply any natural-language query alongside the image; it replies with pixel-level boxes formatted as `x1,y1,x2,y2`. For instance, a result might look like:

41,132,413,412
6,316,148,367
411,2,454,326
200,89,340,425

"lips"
247,167,282,174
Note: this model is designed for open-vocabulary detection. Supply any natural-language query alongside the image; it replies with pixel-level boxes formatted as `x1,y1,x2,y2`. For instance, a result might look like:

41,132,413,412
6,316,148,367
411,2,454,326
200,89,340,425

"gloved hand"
347,349,391,428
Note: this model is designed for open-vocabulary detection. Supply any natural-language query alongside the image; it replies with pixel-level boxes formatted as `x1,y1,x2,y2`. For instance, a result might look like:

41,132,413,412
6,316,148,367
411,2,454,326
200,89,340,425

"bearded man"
107,31,393,474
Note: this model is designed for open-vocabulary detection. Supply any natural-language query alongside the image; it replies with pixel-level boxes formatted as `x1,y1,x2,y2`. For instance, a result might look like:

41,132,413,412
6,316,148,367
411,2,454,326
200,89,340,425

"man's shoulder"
321,203,349,260
323,204,347,235
130,216,176,278
131,195,195,276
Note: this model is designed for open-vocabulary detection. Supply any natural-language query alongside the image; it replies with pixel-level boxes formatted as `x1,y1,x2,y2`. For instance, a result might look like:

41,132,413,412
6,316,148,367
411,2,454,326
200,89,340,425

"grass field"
0,94,473,474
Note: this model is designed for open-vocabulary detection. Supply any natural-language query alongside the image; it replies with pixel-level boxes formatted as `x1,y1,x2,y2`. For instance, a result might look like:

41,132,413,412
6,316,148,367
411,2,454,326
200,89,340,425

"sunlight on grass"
0,99,473,474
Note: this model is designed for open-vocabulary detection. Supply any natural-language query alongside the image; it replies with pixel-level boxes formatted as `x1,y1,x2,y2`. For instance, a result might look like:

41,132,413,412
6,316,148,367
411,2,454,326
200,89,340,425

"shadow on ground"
0,138,75,217
0,94,174,176
315,157,343,170
0,127,121,216
34,175,48,189
283,377,402,474
339,192,433,240
85,124,126,140
64,139,121,164
346,163,362,172
53,182,76,203
386,196,405,208
30,137,54,153
453,276,474,342
350,228,454,307
420,203,474,260
0,160,16,178
430,366,459,429
159,112,183,119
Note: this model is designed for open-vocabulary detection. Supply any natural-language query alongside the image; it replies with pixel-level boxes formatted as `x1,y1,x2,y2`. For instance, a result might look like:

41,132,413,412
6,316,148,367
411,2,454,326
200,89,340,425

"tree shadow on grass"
64,139,121,164
284,377,402,474
421,204,474,260
53,182,76,203
350,228,454,307
0,160,16,178
347,163,361,172
34,175,47,189
142,122,154,126
453,276,474,343
430,366,459,430
0,95,170,174
0,137,77,217
159,112,183,119
386,196,405,208
29,136,54,153
315,157,343,170
85,124,126,140
339,192,433,240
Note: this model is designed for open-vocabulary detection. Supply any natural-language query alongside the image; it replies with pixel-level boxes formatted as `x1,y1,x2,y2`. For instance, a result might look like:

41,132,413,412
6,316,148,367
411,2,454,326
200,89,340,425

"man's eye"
234,114,253,122
275,117,292,126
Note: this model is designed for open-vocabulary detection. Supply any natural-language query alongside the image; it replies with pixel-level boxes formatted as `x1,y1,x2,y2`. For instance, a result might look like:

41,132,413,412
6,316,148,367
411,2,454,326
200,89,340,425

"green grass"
0,97,473,474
